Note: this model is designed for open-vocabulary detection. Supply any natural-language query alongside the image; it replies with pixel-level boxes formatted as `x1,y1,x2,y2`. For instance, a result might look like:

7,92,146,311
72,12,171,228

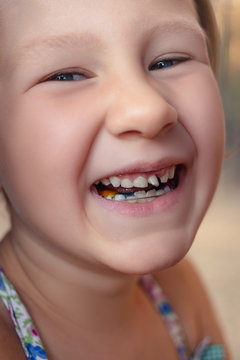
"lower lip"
91,170,187,217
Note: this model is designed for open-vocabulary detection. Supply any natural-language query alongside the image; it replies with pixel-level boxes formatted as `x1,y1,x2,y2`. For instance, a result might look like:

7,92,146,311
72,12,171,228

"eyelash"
44,72,86,82
43,56,190,82
149,56,190,71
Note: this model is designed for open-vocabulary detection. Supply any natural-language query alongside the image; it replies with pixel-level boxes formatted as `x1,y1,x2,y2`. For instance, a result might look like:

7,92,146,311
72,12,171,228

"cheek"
190,76,224,173
0,92,101,220
175,68,225,224
0,94,96,252
175,68,225,171
1,90,98,174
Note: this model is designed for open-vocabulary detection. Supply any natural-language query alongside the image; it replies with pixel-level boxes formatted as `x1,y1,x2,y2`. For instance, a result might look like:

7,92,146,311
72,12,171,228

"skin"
0,0,228,359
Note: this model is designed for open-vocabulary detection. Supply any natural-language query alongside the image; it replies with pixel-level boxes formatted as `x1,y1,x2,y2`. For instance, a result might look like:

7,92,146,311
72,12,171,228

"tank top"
0,268,225,360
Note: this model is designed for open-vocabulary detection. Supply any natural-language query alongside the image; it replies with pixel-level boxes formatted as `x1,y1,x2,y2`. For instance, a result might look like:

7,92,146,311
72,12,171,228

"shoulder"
0,298,26,359
154,257,230,357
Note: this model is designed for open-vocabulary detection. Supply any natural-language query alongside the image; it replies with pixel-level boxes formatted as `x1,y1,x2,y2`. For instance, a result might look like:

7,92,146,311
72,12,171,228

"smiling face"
0,0,225,273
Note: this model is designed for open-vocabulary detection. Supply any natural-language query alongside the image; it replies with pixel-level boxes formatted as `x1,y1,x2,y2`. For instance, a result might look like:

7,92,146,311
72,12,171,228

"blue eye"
45,72,86,81
149,58,188,71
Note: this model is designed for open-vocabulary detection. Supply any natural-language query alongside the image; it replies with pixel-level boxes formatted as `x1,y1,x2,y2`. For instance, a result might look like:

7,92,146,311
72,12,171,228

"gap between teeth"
100,166,176,189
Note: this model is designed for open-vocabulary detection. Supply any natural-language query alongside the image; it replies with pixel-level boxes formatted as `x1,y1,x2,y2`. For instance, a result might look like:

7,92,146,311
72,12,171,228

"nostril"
117,130,146,138
160,121,177,135
105,84,177,139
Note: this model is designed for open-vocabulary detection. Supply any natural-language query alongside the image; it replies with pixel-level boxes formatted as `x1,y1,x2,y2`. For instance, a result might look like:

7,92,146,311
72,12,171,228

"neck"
0,233,168,360
0,232,140,327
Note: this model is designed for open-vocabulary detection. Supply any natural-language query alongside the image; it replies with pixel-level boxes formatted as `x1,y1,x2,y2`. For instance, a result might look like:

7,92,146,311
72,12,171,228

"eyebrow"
149,19,207,42
14,31,106,63
13,19,206,65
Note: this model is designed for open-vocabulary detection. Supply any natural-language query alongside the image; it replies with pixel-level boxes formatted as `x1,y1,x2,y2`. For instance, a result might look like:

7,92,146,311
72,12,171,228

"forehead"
1,0,198,35
0,0,201,64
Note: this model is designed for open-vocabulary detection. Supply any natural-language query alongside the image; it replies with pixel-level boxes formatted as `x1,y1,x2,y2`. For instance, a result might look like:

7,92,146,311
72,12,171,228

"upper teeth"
148,175,159,187
132,176,148,188
109,176,121,187
98,166,176,189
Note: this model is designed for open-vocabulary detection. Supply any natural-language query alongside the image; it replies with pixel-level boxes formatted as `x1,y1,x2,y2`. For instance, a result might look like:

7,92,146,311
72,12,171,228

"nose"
105,76,177,139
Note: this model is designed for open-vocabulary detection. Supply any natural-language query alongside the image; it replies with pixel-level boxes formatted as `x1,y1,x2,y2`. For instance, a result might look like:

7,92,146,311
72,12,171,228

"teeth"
98,165,177,190
126,194,136,200
121,178,133,188
160,173,169,183
133,176,148,188
164,186,171,193
110,176,121,187
148,175,159,187
156,189,164,196
114,194,126,201
102,185,172,202
168,166,176,180
146,189,157,198
101,178,111,186
134,191,146,198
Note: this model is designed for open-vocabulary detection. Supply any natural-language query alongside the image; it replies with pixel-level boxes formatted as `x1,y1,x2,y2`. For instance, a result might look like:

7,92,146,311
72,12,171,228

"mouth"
92,164,183,203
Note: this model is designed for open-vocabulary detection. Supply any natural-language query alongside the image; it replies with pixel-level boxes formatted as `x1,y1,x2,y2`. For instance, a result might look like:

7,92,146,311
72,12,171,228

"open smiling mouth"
93,165,183,203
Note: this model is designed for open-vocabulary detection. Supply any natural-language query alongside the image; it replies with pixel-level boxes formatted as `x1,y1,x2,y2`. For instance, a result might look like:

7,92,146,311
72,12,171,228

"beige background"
190,177,240,360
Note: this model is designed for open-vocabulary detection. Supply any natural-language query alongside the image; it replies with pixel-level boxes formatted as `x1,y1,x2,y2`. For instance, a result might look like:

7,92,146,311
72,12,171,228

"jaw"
83,149,222,274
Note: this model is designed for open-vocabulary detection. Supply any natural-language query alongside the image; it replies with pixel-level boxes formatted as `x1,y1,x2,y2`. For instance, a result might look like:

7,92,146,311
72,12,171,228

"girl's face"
0,0,224,273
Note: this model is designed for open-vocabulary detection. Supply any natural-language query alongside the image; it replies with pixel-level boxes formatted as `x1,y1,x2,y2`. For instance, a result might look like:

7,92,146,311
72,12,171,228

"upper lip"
91,157,187,184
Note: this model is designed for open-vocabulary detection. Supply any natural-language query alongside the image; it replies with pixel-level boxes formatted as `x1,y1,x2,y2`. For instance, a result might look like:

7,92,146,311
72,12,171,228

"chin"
98,228,196,275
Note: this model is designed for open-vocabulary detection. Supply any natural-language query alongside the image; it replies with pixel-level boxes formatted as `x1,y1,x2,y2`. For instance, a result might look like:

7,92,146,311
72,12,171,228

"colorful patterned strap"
192,338,225,360
139,274,225,360
0,268,47,360
0,269,225,360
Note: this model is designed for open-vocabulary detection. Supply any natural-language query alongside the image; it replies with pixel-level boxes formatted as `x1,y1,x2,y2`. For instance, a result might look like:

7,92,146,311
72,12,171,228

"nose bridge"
105,71,177,138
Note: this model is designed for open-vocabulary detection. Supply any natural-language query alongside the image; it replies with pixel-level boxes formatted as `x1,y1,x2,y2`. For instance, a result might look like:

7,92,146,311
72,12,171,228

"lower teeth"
104,186,171,202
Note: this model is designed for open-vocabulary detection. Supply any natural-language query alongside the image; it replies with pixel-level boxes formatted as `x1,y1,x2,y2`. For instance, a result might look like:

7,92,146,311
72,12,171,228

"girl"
0,0,230,359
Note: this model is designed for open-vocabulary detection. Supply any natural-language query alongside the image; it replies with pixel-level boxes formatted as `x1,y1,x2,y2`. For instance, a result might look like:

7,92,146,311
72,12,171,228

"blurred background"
190,0,240,359
0,0,239,359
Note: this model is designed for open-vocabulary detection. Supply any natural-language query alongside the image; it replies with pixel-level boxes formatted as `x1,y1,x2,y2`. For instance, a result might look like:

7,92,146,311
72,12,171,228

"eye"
149,56,190,71
43,71,87,82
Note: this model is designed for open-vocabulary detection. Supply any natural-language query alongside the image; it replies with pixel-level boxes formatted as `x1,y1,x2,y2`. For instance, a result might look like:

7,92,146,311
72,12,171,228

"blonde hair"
194,0,219,73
